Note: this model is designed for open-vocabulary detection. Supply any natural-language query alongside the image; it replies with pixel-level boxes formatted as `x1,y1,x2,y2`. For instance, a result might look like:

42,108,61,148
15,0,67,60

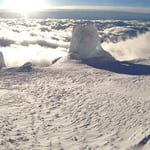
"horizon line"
0,6,150,14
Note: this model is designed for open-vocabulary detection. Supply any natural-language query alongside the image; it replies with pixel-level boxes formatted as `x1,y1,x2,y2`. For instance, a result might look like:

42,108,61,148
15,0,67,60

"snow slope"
0,58,150,150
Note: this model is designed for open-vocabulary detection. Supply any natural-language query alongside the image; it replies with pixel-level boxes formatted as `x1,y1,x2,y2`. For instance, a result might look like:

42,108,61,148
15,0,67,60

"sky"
48,0,150,8
0,0,150,16
0,0,150,8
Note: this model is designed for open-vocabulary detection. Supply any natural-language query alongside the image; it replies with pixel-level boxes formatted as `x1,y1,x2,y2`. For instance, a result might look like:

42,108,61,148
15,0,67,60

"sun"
3,0,48,13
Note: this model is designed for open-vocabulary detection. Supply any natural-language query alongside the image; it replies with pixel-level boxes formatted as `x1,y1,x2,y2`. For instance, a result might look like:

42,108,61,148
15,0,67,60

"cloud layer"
0,19,149,66
102,31,150,60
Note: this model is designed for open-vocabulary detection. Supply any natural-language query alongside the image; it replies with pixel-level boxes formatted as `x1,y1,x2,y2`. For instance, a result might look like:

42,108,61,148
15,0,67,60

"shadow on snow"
84,60,150,75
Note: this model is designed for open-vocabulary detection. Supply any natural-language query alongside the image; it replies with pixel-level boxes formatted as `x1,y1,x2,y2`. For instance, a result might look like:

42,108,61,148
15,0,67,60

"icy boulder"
69,23,115,64
0,51,6,69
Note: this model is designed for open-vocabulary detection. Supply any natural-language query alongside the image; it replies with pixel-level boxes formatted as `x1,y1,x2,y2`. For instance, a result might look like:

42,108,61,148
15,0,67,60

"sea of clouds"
0,18,150,67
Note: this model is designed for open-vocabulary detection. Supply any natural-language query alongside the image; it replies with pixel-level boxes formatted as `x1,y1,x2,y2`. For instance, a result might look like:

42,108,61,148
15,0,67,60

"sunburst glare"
3,0,48,14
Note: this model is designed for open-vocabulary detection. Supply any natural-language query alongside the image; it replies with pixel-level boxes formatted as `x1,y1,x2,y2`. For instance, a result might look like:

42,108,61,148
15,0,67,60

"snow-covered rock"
0,51,6,69
69,23,115,64
17,62,33,72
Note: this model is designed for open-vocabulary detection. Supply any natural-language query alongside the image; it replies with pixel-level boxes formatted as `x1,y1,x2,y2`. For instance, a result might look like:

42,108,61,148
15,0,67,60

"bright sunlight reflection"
3,0,48,13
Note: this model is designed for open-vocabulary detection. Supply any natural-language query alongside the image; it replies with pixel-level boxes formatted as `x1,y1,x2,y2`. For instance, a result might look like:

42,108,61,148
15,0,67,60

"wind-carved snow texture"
0,62,150,150
0,51,6,69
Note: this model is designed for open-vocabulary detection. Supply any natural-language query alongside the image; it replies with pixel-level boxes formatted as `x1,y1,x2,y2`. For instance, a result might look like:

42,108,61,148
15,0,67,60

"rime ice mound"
69,23,115,64
0,51,6,69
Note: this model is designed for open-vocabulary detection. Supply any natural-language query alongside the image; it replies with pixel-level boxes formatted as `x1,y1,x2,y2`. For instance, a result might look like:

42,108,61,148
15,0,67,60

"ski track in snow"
0,62,150,150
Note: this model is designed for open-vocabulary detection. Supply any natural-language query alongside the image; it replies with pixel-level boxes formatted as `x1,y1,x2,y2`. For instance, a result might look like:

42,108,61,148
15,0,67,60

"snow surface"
0,58,150,150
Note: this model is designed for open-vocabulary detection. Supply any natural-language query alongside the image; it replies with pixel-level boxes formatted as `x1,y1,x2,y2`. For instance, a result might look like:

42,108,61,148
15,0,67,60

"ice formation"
69,23,115,63
0,51,6,69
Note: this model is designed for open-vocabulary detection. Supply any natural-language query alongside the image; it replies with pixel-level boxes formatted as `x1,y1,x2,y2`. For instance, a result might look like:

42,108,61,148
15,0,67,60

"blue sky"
47,0,150,8
0,0,150,10
0,0,150,8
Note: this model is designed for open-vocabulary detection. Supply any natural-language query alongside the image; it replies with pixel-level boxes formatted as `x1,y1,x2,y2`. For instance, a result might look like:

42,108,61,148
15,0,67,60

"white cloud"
102,32,150,60
0,19,70,67
0,18,149,67
1,45,67,67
